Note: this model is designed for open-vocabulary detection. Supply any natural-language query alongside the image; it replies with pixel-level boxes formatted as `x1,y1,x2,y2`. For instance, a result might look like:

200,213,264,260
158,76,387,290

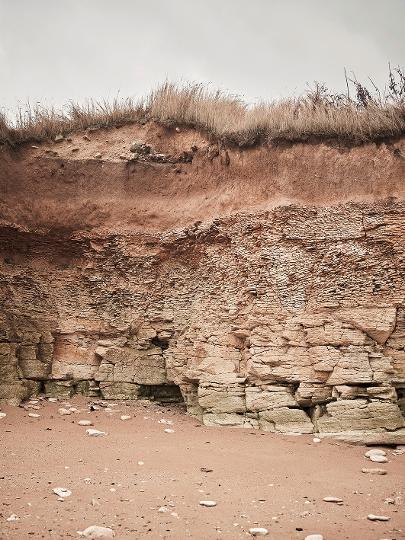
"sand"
0,397,404,539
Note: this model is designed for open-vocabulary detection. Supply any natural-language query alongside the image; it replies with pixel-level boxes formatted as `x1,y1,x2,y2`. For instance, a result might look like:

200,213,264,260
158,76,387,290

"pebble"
120,415,131,421
249,527,269,536
53,487,72,498
95,153,102,159
78,420,93,426
0,412,7,419
79,525,115,538
28,413,40,418
370,455,388,463
312,437,321,443
164,428,175,433
58,408,72,416
367,514,390,521
365,449,386,458
6,514,19,522
199,500,217,507
48,397,58,403
86,429,106,437
323,496,343,503
361,468,387,475
305,535,324,540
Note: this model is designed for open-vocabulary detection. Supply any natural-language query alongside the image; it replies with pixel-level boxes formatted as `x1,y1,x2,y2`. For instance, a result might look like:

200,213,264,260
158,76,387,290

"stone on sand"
78,420,93,426
361,468,387,475
367,514,390,521
86,429,106,437
79,525,115,538
249,527,269,536
53,487,72,498
199,500,217,507
365,449,386,458
370,455,388,463
323,496,343,503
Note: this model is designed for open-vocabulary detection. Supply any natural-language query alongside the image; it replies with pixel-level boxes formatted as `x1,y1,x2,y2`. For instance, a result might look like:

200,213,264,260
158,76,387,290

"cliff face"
1,123,404,442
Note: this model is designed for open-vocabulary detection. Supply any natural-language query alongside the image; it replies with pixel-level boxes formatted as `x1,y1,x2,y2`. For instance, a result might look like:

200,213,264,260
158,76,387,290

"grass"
1,68,405,147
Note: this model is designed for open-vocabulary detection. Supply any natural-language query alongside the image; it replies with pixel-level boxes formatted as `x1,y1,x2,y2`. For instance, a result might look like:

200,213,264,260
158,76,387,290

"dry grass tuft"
2,68,405,147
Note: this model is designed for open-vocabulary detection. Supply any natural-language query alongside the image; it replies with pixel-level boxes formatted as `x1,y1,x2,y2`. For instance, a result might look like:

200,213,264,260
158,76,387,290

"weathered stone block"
259,407,313,434
99,381,140,400
295,383,333,406
18,344,52,380
44,380,75,398
202,412,247,427
336,307,397,344
95,347,167,385
317,399,404,433
0,380,41,405
198,375,246,413
246,385,297,411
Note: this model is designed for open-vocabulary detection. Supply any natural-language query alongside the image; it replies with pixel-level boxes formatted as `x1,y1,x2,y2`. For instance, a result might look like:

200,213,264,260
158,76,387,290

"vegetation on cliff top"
1,67,405,147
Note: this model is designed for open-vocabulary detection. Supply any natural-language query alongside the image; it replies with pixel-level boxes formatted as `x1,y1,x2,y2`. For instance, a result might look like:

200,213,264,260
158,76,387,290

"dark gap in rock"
138,384,184,403
151,336,169,350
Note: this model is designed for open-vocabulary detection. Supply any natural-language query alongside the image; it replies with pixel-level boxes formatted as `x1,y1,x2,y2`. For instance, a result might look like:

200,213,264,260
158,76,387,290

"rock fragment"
130,141,151,154
367,514,390,521
249,528,269,536
78,420,93,426
365,449,386,458
53,487,72,498
6,514,19,521
199,500,217,507
79,525,115,538
120,415,131,421
323,496,343,504
86,429,106,437
0,412,7,419
58,408,72,416
370,455,388,463
28,413,40,418
305,536,324,540
361,468,387,475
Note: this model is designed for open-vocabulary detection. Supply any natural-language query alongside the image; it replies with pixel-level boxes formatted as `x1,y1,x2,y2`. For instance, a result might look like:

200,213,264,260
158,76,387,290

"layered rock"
1,127,405,442
0,199,404,442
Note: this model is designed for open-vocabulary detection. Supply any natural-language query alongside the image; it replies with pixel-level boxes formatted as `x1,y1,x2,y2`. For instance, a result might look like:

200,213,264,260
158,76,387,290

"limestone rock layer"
0,129,405,442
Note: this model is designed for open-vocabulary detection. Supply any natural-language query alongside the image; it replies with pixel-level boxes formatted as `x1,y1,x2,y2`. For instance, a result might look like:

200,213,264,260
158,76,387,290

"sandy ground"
0,397,404,540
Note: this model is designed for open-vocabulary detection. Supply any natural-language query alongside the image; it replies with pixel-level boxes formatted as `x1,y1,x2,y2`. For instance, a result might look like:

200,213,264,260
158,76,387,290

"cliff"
1,122,404,443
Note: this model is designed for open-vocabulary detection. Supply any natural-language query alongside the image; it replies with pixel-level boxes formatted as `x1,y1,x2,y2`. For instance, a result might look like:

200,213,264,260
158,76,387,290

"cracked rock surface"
1,126,404,442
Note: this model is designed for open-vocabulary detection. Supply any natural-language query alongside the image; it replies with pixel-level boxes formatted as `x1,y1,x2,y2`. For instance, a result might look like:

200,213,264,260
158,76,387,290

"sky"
0,0,404,117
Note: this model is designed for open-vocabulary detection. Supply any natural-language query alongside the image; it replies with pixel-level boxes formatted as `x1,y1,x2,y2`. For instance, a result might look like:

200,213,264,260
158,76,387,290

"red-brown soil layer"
0,398,404,540
1,124,405,234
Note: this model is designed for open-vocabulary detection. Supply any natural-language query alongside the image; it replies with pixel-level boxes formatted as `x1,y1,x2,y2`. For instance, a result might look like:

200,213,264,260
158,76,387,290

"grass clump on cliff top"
1,67,405,147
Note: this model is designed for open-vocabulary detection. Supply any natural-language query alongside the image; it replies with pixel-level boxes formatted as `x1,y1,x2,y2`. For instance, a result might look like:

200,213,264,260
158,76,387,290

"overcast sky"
0,0,404,117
